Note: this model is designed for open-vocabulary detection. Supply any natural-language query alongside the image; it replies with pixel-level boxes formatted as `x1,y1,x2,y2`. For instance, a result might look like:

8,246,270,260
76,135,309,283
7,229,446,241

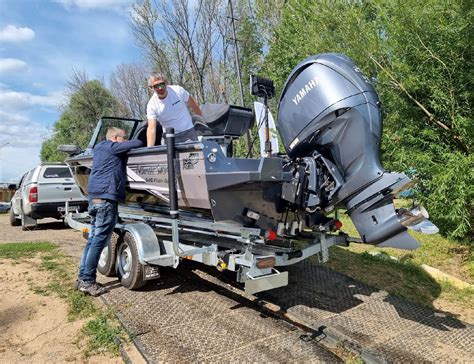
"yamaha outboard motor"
278,53,435,249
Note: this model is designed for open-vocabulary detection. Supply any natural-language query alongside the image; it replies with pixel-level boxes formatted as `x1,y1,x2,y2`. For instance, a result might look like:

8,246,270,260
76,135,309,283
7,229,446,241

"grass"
80,310,125,356
323,248,441,307
326,203,473,319
0,241,125,357
0,241,56,259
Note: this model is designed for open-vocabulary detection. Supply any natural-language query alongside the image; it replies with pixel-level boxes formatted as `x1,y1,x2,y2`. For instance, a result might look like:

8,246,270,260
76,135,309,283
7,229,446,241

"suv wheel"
9,208,20,226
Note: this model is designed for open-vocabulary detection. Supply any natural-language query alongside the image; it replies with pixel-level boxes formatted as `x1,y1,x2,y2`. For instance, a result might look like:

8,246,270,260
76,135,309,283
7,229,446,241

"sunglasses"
150,82,166,89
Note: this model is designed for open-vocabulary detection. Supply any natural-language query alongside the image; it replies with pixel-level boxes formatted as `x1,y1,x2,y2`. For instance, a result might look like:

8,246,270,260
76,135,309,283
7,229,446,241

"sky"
0,0,141,183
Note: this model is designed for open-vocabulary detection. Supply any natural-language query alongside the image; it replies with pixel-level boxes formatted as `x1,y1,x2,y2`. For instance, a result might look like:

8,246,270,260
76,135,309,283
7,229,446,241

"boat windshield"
90,117,142,148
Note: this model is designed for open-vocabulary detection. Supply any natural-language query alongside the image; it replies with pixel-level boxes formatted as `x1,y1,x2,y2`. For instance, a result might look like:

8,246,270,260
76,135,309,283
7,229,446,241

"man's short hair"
148,73,167,85
106,127,125,140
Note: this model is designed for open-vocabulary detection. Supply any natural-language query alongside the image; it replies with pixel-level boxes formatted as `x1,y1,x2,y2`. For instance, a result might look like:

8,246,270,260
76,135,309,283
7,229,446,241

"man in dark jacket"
77,127,142,296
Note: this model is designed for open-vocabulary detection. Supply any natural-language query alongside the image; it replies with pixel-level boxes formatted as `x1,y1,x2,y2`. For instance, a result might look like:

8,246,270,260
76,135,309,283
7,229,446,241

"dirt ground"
0,214,144,363
0,215,84,258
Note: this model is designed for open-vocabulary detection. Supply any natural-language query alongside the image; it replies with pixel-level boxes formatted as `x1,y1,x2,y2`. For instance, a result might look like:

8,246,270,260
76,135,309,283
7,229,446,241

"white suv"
9,162,88,230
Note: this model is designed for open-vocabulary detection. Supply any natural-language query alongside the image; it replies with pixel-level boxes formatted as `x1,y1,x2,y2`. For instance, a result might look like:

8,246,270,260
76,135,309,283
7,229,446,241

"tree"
371,0,473,239
130,0,227,104
130,0,173,81
110,63,150,120
262,0,472,239
41,78,123,162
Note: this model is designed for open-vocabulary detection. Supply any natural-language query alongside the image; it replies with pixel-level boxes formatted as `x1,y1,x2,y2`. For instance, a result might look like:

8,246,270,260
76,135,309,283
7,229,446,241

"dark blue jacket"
88,139,143,202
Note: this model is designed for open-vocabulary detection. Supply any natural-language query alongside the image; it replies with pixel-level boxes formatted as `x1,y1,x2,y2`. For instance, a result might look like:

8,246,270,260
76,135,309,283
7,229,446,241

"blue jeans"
166,127,198,143
78,200,118,282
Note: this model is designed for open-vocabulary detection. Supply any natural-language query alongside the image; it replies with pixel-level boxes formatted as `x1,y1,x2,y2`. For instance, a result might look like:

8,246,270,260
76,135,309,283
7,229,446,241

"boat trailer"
64,128,350,295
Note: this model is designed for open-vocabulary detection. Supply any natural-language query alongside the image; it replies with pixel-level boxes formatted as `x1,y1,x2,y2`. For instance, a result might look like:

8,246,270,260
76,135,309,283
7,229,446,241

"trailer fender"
118,222,161,265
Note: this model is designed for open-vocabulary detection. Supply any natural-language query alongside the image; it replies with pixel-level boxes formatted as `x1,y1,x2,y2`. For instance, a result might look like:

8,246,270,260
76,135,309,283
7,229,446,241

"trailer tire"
116,232,146,290
9,208,20,226
97,232,120,277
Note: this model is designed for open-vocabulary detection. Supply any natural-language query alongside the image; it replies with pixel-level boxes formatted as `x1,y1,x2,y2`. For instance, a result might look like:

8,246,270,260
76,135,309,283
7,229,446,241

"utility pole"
228,0,251,155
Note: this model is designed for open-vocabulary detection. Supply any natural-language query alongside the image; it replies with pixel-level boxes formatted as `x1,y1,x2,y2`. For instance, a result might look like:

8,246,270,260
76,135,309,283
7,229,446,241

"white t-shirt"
146,85,193,134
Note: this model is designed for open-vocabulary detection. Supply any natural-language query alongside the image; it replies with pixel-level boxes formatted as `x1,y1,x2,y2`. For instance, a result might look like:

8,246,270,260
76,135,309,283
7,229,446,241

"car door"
11,171,30,215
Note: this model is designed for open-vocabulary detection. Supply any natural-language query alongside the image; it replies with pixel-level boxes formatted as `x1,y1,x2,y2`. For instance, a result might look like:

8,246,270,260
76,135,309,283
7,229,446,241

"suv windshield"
43,167,72,178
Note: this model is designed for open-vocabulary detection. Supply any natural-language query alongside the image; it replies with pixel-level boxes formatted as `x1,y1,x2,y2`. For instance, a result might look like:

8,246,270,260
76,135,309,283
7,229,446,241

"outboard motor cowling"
278,53,384,202
277,53,437,249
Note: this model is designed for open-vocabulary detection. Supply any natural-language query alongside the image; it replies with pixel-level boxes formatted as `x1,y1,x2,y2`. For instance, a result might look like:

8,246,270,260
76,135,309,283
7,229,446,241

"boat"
60,53,437,250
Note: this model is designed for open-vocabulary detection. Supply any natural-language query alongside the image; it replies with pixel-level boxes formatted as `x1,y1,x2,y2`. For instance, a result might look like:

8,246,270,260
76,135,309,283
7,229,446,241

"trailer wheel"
97,232,120,277
9,208,20,226
116,232,146,290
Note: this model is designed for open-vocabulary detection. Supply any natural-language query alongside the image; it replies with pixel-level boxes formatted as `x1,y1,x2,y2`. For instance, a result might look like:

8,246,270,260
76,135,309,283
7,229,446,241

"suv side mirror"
58,144,82,156
8,183,18,190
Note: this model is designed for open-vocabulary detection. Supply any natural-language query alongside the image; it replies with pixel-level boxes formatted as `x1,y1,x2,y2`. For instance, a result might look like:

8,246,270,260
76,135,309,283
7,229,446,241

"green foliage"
263,1,381,93
376,0,473,152
41,80,123,162
262,0,473,239
421,153,473,239
235,9,264,107
81,310,124,356
375,0,473,239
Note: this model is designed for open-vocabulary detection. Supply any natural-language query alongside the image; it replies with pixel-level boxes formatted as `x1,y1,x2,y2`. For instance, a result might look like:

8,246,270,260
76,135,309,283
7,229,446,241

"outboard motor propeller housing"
277,53,432,249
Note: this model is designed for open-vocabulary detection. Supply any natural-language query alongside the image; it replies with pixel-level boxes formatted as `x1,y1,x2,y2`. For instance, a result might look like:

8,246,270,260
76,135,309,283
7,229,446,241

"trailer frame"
64,127,349,294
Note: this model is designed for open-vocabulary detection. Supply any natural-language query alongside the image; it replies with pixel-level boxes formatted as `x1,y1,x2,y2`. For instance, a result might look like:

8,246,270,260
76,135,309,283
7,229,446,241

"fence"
0,187,15,202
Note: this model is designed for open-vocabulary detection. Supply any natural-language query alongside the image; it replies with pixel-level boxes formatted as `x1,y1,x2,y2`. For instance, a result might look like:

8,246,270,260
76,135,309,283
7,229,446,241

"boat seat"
194,103,254,138
134,122,163,146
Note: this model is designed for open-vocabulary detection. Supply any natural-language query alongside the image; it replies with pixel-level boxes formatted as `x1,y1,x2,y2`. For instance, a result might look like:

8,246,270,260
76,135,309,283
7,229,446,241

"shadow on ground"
102,254,473,362
172,253,468,332
21,220,70,231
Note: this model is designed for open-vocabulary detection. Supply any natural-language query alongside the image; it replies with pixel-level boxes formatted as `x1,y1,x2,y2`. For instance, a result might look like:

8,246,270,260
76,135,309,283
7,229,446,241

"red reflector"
256,257,276,269
266,229,277,241
334,220,343,230
28,186,38,203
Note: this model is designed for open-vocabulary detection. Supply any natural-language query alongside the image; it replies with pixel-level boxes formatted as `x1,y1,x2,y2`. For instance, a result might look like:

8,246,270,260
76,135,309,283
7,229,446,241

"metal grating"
101,256,473,362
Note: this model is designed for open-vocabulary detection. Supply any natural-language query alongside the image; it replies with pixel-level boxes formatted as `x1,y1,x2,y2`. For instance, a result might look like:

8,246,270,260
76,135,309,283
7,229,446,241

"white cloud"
0,110,49,182
0,89,65,111
0,58,27,73
0,110,47,144
0,110,29,125
54,0,134,12
0,25,35,42
0,144,41,182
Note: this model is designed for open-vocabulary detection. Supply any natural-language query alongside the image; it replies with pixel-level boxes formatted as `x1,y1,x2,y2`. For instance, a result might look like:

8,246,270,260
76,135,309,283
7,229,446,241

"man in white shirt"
146,74,203,146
